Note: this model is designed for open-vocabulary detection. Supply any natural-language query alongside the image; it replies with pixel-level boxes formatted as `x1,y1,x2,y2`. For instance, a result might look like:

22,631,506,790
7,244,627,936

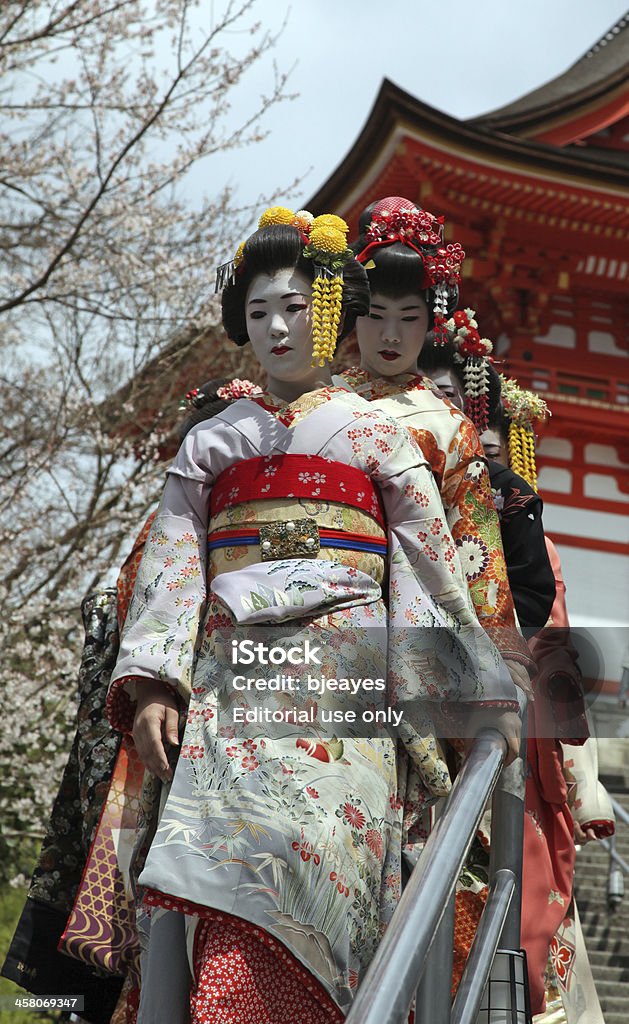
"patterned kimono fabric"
1,516,160,1024
459,465,588,1017
107,386,518,1024
0,591,125,1024
447,462,559,1003
532,540,613,1024
337,370,540,997
338,368,531,665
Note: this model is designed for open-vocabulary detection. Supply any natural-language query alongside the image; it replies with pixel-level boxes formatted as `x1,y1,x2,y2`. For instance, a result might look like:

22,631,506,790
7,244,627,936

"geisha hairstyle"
353,203,434,316
178,378,232,439
420,334,549,489
351,196,465,340
419,332,503,428
420,308,497,431
221,223,370,349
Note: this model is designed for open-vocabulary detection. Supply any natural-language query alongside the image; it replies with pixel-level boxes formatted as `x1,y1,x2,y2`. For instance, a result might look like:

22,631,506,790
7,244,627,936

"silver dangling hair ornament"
215,259,237,293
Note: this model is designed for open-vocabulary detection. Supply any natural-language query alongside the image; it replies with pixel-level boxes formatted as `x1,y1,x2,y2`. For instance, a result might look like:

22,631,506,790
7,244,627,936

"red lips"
379,350,400,361
271,344,291,355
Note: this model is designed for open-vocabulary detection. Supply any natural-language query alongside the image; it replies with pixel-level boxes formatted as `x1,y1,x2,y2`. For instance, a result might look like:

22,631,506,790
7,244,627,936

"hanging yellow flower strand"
500,376,550,491
220,206,355,366
303,214,354,366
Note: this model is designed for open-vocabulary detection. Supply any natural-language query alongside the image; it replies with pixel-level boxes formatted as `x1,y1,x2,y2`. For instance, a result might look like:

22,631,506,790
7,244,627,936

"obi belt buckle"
259,519,320,561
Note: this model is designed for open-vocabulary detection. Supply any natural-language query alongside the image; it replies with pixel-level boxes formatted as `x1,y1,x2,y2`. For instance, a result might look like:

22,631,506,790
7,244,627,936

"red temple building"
308,17,629,690
124,20,628,689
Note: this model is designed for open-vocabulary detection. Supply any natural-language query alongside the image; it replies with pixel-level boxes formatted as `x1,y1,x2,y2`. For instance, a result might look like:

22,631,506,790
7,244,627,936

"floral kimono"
338,368,532,666
1,591,125,1024
107,385,517,1019
531,540,614,1024
456,490,607,1018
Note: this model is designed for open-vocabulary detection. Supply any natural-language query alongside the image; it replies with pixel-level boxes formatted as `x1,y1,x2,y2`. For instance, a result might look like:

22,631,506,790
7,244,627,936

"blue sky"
198,0,628,221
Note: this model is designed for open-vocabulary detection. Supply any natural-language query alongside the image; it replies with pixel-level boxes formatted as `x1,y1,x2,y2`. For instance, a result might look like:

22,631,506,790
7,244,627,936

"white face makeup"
355,291,429,378
245,269,330,400
480,427,508,464
430,368,465,411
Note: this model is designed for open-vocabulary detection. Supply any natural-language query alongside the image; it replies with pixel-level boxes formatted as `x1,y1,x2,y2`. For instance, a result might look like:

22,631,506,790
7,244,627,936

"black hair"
221,224,370,346
351,200,461,327
418,333,461,378
352,240,434,318
179,378,233,440
485,362,510,441
357,201,378,236
419,335,508,436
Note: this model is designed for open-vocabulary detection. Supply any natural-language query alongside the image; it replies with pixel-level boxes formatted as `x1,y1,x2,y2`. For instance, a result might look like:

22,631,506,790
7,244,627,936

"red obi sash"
211,455,385,529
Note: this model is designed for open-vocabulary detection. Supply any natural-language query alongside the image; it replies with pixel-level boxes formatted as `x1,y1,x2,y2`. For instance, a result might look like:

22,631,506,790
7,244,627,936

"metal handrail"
610,795,629,828
451,869,516,1024
344,729,509,1024
601,838,629,875
605,797,627,910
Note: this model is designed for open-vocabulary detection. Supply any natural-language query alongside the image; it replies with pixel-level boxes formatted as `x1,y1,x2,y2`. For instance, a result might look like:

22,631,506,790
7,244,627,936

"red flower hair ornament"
448,308,493,432
354,196,466,345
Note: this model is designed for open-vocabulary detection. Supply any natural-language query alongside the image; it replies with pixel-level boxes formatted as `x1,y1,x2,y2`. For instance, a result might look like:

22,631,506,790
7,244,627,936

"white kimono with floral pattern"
109,387,517,1014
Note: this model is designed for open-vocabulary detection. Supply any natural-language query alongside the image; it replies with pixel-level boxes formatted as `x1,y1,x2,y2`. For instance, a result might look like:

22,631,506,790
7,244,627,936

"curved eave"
479,81,629,145
472,20,629,138
308,80,629,218
472,61,629,141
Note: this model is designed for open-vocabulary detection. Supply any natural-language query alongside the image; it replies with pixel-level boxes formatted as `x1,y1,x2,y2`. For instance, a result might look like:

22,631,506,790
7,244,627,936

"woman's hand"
574,821,598,845
505,659,534,701
488,710,522,766
462,708,522,766
132,680,180,784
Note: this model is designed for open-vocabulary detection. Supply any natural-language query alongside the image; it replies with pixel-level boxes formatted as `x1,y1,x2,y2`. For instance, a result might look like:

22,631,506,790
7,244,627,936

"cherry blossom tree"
0,0,290,876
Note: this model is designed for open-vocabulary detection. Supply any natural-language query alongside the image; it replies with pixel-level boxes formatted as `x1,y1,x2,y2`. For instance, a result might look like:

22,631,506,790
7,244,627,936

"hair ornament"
303,213,355,366
258,206,297,228
424,243,466,345
355,196,465,346
233,241,246,269
217,204,357,367
216,378,263,400
214,208,312,292
215,259,237,291
499,376,550,491
179,387,206,411
179,378,263,412
293,209,314,234
446,308,493,431
215,238,248,290
499,376,549,427
364,203,443,248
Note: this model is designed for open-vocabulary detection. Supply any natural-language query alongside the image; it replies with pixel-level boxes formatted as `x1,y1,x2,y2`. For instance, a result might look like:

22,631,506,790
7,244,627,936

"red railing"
505,360,629,407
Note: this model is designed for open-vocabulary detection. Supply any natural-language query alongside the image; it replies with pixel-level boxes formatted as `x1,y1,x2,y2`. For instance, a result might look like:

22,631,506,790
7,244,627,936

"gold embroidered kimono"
339,368,531,666
107,386,518,1015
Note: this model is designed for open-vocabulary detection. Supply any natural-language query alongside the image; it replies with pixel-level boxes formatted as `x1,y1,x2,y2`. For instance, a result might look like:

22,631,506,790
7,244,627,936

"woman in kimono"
342,196,533,681
106,206,521,1024
539,538,614,1024
419,327,556,631
419,328,613,1020
476,373,614,1024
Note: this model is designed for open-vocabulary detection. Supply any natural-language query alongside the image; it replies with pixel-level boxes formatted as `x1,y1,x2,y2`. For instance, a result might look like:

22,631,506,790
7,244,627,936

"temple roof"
471,16,629,144
308,78,629,224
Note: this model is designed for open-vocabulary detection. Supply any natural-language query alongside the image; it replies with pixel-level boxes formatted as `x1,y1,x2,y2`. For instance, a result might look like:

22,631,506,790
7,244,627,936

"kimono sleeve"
562,738,615,839
106,421,223,731
436,417,533,665
527,537,587,743
337,409,519,712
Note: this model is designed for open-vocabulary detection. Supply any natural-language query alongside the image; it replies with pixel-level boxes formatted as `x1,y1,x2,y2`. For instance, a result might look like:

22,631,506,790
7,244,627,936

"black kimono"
487,459,556,630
